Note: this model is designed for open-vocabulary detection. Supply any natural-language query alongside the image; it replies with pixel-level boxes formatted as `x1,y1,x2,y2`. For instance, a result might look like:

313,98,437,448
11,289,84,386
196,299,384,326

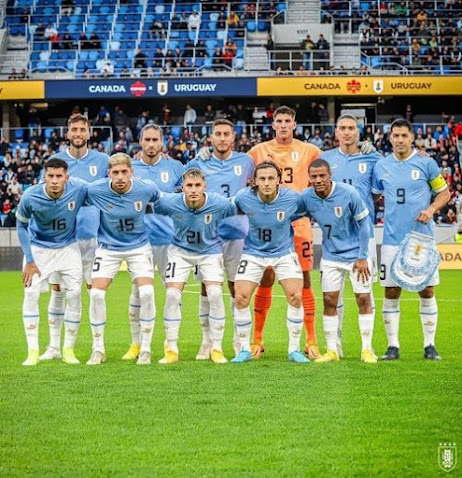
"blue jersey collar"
66,147,89,160
392,149,417,162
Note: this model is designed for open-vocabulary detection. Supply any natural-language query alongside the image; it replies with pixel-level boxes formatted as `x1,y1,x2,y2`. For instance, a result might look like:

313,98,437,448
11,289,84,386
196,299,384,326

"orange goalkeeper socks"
253,286,272,343
303,287,317,344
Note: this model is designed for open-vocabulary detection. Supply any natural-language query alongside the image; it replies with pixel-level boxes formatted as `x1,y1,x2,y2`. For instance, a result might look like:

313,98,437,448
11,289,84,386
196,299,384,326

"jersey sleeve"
146,179,161,202
371,164,383,194
174,161,184,189
16,193,32,223
427,159,448,193
350,189,369,222
221,197,237,218
154,192,175,215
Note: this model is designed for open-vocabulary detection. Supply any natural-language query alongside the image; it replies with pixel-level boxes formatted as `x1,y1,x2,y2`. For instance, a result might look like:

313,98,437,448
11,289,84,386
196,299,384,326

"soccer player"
154,168,237,365
320,114,382,356
232,161,309,364
85,153,161,365
247,105,321,359
187,119,255,360
123,124,184,361
40,113,109,362
372,119,450,361
16,158,88,366
301,159,376,363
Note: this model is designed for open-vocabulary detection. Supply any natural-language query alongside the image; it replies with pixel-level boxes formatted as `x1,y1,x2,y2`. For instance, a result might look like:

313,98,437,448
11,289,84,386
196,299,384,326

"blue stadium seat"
171,126,182,138
247,21,256,32
15,129,25,141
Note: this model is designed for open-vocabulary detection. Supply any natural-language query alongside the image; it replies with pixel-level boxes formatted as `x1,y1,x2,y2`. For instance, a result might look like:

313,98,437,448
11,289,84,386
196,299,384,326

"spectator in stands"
296,65,308,76
153,48,165,68
34,23,45,41
318,103,329,124
89,32,101,50
300,35,314,70
120,67,131,78
101,60,114,77
310,131,323,149
61,0,74,16
188,11,201,34
316,34,329,68
183,104,197,128
134,49,147,75
264,33,275,70
212,47,224,71
61,33,74,50
183,39,194,58
204,104,216,129
170,13,181,31
114,108,128,135
149,20,166,40
8,68,18,80
228,10,240,28
79,33,91,50
44,23,58,40
217,11,226,30
195,40,206,58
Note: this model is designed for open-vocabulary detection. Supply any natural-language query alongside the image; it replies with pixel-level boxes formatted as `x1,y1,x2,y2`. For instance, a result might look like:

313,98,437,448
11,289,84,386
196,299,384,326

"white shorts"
194,239,244,283
235,252,303,284
48,237,97,287
152,245,169,280
26,243,83,293
91,244,154,281
165,245,224,284
320,258,372,294
369,237,378,283
380,244,440,288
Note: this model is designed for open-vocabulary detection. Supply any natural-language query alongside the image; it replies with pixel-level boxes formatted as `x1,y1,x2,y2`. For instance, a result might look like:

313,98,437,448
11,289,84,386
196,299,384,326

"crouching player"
154,168,237,364
16,158,88,365
232,161,309,364
85,153,160,365
301,159,376,363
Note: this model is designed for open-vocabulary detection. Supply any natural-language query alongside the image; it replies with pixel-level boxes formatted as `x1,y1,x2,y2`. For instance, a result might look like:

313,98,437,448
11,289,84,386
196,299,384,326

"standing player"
247,106,321,359
301,159,376,363
40,113,109,361
372,119,450,360
16,159,88,365
154,168,237,365
320,114,382,356
187,119,255,360
85,153,161,365
123,124,184,361
232,161,309,364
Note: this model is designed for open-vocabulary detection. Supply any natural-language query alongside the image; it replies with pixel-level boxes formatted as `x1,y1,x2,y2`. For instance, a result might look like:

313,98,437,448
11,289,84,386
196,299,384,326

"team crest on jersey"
68,201,75,211
334,206,343,217
277,211,285,221
358,163,367,174
411,169,420,180
204,214,212,224
89,165,98,177
234,165,242,176
160,171,169,183
134,201,143,212
291,152,299,162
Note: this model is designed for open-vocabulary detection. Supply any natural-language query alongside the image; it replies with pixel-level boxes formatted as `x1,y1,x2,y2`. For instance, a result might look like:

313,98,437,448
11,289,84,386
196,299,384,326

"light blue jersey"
301,182,370,263
234,186,304,257
132,156,184,246
53,148,109,240
154,192,237,254
16,178,88,261
320,148,381,237
372,151,447,245
86,178,160,251
188,152,255,240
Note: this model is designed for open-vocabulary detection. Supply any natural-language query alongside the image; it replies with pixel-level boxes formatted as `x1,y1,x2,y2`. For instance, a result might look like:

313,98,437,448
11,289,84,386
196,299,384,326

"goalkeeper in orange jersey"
247,105,322,359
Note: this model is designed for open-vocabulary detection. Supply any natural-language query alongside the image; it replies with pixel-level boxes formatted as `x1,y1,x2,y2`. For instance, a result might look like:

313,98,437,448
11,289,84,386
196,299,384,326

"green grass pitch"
1,270,461,477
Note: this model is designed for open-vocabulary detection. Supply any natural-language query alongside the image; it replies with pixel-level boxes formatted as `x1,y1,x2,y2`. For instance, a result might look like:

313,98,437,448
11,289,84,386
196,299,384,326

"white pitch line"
181,289,462,302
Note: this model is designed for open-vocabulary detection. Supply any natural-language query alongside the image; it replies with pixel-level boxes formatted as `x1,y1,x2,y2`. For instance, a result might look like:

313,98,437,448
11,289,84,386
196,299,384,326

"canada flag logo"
130,81,146,97
346,80,361,94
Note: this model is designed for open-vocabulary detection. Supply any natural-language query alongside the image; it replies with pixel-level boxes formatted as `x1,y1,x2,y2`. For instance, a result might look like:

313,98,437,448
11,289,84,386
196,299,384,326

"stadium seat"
247,21,256,32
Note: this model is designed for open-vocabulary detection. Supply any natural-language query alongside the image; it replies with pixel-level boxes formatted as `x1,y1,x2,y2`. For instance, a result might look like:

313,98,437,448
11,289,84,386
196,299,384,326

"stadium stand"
3,0,287,77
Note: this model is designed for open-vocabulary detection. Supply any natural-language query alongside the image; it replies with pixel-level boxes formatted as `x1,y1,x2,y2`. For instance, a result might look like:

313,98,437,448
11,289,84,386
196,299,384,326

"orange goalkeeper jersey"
248,139,322,192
